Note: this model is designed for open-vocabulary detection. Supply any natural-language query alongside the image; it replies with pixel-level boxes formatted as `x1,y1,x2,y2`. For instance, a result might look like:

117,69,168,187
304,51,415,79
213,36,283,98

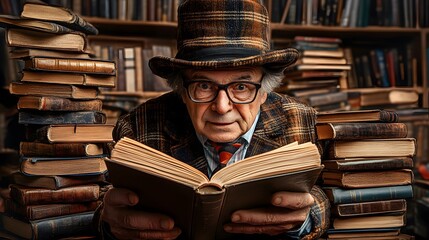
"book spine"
10,184,100,205
22,97,102,111
191,189,225,239
331,122,408,140
5,199,100,220
379,110,399,122
327,157,414,171
18,111,106,125
327,185,413,204
334,199,407,216
32,211,96,239
27,58,116,75
19,142,103,157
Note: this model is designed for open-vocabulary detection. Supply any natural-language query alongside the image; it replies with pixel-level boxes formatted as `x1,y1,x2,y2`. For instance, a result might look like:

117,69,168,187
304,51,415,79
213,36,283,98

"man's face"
181,67,267,143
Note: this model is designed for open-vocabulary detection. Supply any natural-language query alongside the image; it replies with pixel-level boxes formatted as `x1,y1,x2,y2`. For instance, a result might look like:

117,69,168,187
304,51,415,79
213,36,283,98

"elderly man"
100,0,330,239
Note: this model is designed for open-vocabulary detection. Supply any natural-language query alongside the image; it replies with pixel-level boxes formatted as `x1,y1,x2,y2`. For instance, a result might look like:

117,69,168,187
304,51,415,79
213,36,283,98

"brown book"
9,184,100,205
19,142,104,157
24,57,116,75
106,137,322,239
17,96,102,111
332,213,406,230
6,28,88,52
327,228,401,239
5,198,100,220
25,124,114,143
323,157,414,171
300,49,345,58
19,71,116,88
8,172,106,190
360,89,419,107
19,156,108,176
9,48,91,59
20,1,98,35
316,122,408,140
325,138,416,159
0,14,74,34
296,57,347,65
332,199,407,217
9,82,99,99
284,70,346,80
316,109,399,123
321,169,413,188
296,64,351,71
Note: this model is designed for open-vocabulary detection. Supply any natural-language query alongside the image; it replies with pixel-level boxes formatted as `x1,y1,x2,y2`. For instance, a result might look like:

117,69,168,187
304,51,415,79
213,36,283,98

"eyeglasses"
184,80,262,104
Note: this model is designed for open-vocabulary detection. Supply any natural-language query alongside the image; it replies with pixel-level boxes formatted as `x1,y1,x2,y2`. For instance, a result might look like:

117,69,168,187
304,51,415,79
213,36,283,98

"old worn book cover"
0,211,96,239
18,110,106,125
9,48,91,59
24,124,114,143
6,28,87,52
19,142,104,157
324,138,416,159
8,171,107,190
9,183,100,205
106,137,323,239
323,185,413,204
5,198,100,220
316,109,398,123
332,213,406,230
322,157,414,171
21,1,98,35
24,57,116,75
0,14,74,34
9,82,99,99
332,199,407,217
19,156,108,176
19,70,116,88
17,96,103,111
316,122,408,140
322,169,413,188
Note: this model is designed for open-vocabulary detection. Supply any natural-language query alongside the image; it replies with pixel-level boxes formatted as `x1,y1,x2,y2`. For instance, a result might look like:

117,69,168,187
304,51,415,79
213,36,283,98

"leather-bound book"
316,122,408,140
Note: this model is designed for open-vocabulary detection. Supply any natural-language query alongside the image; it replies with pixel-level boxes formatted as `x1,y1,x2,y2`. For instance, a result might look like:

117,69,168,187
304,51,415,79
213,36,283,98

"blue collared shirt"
195,112,313,238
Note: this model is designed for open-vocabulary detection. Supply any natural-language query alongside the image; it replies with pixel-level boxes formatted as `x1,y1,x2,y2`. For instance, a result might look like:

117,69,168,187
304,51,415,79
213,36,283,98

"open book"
106,137,322,239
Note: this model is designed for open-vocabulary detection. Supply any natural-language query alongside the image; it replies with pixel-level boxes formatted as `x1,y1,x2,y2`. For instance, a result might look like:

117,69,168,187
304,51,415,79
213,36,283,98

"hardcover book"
321,169,413,188
25,124,114,143
6,28,88,52
322,157,414,171
9,48,91,59
0,14,74,34
5,198,100,220
106,137,323,239
19,156,108,176
8,171,107,190
19,70,116,88
332,199,407,217
316,109,398,123
9,82,99,99
323,185,413,204
21,1,98,35
18,110,106,125
19,142,104,157
9,183,100,205
17,96,103,111
316,122,408,140
326,228,401,239
332,213,406,230
324,138,416,159
23,57,116,75
0,211,96,239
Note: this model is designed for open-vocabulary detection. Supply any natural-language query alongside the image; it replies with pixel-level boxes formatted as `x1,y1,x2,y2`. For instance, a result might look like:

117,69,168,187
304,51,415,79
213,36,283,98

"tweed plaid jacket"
111,91,330,239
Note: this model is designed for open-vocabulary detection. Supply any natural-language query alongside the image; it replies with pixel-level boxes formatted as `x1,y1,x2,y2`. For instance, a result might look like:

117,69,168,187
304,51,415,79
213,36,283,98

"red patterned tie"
210,141,242,168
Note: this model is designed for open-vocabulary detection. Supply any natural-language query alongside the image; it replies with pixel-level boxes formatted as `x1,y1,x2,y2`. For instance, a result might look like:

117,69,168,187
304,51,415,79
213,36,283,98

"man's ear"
181,91,188,104
259,92,268,104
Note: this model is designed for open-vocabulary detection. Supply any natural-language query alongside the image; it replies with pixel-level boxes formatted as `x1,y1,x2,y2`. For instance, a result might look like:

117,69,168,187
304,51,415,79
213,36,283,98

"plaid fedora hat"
149,0,299,79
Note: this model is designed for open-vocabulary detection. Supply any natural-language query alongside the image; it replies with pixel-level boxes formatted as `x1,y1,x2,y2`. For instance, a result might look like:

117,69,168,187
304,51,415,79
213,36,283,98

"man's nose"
211,90,233,114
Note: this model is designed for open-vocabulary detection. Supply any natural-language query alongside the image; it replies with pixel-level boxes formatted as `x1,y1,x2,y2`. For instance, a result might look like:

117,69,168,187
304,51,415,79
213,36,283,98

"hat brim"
148,48,299,80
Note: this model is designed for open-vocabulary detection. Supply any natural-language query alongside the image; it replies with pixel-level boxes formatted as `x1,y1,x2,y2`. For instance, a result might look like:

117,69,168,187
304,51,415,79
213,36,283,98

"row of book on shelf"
0,1,116,239
268,0,417,28
273,35,419,113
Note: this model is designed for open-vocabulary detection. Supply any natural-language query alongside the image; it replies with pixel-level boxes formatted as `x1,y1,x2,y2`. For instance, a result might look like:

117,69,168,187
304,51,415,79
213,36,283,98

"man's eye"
198,82,212,90
233,83,248,91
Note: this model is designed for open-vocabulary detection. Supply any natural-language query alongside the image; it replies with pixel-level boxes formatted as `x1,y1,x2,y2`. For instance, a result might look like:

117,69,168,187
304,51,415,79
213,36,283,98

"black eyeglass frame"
183,80,262,104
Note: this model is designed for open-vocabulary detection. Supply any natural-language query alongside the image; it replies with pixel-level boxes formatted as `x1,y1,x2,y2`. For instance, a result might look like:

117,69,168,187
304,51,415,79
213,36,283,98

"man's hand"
102,187,181,240
223,191,314,236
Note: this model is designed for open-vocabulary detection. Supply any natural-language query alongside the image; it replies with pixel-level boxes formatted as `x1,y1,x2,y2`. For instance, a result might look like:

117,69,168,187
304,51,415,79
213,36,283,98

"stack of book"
316,109,415,240
277,36,351,112
0,1,115,239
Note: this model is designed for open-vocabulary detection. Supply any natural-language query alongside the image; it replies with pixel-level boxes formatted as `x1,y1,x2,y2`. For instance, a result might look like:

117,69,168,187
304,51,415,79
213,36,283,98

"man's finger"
104,187,139,207
271,191,314,209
